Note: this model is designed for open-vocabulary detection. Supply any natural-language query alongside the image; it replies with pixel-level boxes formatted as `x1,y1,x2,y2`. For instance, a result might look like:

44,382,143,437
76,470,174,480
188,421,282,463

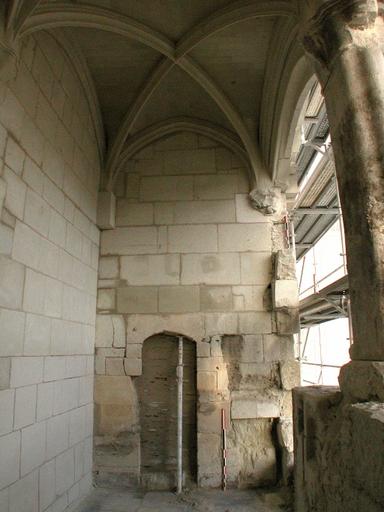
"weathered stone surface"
279,360,300,390
158,286,200,313
275,309,299,335
117,287,158,314
200,286,232,312
272,279,299,309
339,361,384,402
275,249,296,280
123,358,142,376
231,400,280,419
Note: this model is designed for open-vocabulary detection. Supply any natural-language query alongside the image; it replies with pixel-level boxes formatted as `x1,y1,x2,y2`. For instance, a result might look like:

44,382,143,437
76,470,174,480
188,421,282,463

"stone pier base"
293,386,384,512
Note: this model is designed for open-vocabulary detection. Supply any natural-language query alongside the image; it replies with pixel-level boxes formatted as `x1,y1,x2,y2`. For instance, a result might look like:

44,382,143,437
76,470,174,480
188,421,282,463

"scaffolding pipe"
177,336,183,494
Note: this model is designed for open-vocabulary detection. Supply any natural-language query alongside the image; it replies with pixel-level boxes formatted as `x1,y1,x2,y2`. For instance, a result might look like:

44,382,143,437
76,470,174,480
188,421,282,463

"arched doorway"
136,333,197,490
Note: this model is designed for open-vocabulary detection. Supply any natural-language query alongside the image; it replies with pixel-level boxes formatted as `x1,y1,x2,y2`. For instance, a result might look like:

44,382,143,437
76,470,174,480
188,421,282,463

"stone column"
298,0,384,364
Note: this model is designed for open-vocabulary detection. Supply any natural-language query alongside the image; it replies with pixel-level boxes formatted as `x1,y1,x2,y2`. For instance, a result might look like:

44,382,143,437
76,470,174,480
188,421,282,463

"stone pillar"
298,0,384,363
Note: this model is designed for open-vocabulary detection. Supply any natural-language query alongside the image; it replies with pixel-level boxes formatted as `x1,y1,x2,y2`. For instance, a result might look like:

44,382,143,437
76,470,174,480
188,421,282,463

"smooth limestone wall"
0,33,100,512
95,132,300,489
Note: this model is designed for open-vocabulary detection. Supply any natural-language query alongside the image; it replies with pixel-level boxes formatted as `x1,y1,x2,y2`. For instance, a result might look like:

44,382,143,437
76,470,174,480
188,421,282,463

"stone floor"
76,487,292,512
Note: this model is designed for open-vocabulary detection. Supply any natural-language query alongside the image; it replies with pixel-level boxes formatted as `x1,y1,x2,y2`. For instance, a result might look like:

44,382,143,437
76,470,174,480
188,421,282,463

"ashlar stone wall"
95,132,300,489
0,32,100,512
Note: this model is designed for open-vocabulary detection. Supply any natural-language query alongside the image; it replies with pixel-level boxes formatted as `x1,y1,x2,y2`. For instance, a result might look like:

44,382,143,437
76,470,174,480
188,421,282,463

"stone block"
0,389,14,435
273,279,299,309
140,176,193,201
13,221,60,279
106,357,125,376
97,190,116,229
97,288,116,310
339,361,384,402
0,308,25,356
117,287,158,314
168,224,218,253
55,448,75,495
241,335,264,363
0,178,7,214
235,194,268,223
46,413,70,459
125,174,140,199
210,335,222,357
0,255,25,309
279,360,300,390
14,385,37,429
9,469,39,512
194,175,237,200
163,148,215,174
0,223,13,255
197,433,222,484
0,431,20,489
23,157,44,195
5,137,25,175
205,313,238,336
263,334,283,362
200,286,232,312
95,315,113,348
21,421,46,476
197,341,210,357
48,209,66,248
24,188,51,237
11,357,43,388
120,254,180,285
275,249,296,280
39,460,56,511
215,147,232,171
219,223,271,252
0,358,10,390
198,402,229,433
277,418,293,452
156,132,198,151
181,253,240,285
124,358,142,376
23,269,62,318
240,252,272,285
275,309,300,335
101,226,158,255
99,256,119,279
231,400,280,419
158,286,200,313
239,312,272,334
53,378,80,415
197,371,217,391
232,285,266,311
111,315,126,348
3,166,26,219
24,313,51,355
172,200,235,224
36,381,54,421
116,201,153,226
126,313,205,344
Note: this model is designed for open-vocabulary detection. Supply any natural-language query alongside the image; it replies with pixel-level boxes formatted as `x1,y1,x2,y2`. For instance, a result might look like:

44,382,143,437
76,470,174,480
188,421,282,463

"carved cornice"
298,0,379,73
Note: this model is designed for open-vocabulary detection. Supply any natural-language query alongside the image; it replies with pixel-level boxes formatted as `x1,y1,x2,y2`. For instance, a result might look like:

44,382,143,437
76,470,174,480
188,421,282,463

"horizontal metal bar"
294,208,340,215
301,314,341,320
301,361,342,369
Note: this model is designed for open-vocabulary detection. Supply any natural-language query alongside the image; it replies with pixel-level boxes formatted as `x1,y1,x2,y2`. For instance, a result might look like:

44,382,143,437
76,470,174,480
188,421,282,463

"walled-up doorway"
137,334,197,490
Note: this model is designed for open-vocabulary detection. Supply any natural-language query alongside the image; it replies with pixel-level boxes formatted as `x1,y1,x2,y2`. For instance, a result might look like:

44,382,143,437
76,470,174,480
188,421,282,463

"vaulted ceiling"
6,0,309,189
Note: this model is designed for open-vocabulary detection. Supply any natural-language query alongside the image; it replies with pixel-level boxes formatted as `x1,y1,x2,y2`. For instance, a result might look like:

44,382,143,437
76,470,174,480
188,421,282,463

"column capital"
298,0,379,80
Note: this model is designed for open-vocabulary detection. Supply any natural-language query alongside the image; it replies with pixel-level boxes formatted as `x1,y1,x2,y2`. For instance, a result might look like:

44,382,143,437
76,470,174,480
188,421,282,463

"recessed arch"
17,2,176,58
109,117,253,190
176,0,296,58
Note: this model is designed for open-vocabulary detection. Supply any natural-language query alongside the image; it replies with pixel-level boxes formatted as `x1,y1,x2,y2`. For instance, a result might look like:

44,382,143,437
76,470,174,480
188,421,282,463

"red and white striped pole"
221,408,227,491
